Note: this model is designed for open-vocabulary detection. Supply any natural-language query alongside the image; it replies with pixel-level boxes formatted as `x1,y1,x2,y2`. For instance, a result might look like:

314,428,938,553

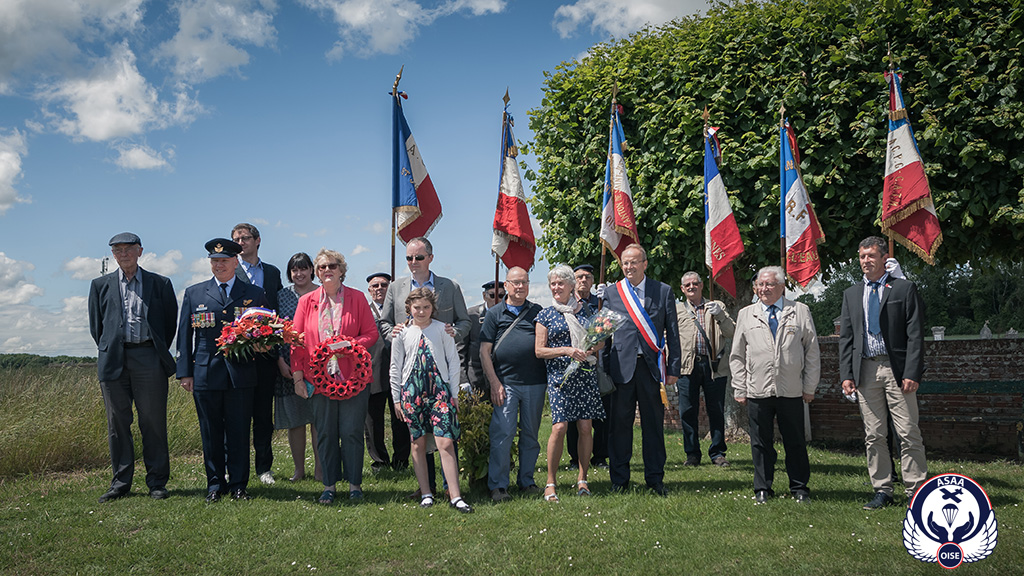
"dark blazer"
176,278,269,390
88,268,178,381
839,277,926,385
461,302,487,388
601,277,682,385
235,260,283,312
368,299,391,395
379,274,471,343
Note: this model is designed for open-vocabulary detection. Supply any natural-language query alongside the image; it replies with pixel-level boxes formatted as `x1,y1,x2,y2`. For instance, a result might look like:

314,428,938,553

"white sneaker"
258,471,275,485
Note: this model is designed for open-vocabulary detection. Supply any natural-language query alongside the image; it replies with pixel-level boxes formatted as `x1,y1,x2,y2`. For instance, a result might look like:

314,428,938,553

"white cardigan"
389,320,460,403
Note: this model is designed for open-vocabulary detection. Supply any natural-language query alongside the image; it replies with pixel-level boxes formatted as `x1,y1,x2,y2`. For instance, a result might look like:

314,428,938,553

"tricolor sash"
616,279,666,382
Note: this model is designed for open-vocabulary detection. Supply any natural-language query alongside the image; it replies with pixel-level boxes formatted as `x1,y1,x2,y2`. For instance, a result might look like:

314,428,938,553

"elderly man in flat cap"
177,238,269,502
88,232,178,503
364,272,410,472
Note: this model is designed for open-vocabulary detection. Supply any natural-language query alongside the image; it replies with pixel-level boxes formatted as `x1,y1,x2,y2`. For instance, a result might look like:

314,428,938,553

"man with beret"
364,272,410,472
88,232,178,503
566,263,611,470
462,280,507,392
177,238,269,502
230,223,283,485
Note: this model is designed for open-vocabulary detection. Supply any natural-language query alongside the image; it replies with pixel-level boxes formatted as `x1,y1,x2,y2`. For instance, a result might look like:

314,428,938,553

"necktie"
868,281,881,335
768,305,778,340
219,282,228,301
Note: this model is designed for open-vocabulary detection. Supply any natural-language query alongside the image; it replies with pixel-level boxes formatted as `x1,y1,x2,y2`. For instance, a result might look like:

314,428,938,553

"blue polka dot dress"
537,306,606,424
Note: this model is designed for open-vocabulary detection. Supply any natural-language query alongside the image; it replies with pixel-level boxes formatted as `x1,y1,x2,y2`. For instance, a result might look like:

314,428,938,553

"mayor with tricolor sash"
601,244,681,496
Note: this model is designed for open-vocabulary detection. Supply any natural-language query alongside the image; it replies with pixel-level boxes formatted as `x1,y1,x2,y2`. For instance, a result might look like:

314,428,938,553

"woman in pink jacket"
291,248,378,505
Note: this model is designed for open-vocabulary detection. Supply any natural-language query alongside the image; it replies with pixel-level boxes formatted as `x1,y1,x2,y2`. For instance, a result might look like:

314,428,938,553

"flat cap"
205,238,242,259
108,232,141,246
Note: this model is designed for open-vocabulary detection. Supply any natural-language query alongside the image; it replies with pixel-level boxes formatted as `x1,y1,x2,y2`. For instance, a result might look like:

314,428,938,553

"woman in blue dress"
535,264,606,501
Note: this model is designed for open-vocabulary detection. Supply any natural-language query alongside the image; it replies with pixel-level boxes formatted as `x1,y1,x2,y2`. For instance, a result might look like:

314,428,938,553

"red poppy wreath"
308,335,373,401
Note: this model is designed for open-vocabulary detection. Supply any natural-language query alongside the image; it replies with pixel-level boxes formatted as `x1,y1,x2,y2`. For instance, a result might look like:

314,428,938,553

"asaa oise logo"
903,473,997,569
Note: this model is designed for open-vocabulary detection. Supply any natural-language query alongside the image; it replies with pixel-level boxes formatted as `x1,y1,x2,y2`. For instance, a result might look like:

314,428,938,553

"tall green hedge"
526,0,1023,293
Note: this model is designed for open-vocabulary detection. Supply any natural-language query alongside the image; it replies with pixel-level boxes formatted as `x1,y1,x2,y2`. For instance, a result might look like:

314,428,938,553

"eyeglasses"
317,263,340,271
233,235,254,242
682,282,701,288
756,281,781,288
111,246,137,255
506,280,527,287
406,255,427,262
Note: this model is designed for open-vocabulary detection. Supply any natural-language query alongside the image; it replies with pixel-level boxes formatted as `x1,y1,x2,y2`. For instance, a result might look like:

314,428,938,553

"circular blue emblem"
903,473,997,567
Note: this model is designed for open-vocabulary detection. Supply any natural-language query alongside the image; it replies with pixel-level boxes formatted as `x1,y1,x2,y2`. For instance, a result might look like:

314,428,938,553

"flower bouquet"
561,308,627,384
216,307,303,361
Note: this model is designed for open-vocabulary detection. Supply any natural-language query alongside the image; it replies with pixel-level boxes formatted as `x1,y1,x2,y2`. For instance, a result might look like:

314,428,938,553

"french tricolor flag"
491,107,536,270
781,119,825,287
393,96,442,244
881,71,942,264
704,128,744,298
600,103,639,261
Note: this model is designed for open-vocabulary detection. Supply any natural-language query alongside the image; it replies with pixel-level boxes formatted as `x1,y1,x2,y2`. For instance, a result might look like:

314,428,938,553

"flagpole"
702,106,715,303
885,44,897,257
779,103,787,272
496,89,510,294
390,65,404,281
597,81,619,310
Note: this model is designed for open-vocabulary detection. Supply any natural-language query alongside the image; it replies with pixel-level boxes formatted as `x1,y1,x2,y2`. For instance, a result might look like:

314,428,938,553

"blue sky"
0,0,707,356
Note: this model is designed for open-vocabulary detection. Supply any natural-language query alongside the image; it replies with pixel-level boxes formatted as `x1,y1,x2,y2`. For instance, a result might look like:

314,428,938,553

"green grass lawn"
1,365,1021,574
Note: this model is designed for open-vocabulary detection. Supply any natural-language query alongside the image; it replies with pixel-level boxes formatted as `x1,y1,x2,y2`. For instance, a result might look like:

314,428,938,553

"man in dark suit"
840,236,928,510
364,272,410,472
177,238,269,502
88,232,178,503
231,223,283,484
601,244,681,496
462,280,506,392
566,263,610,469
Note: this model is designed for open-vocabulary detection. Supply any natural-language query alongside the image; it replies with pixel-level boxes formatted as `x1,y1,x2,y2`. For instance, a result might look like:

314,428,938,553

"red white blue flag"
704,127,744,298
491,105,536,270
393,95,442,244
600,103,639,261
781,118,825,287
882,71,942,264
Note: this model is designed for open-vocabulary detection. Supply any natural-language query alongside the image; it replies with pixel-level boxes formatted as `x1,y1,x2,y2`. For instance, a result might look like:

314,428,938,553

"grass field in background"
1,365,1021,575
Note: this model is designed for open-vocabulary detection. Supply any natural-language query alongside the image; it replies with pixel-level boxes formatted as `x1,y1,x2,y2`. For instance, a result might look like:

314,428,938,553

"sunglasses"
406,255,427,262
486,292,507,299
317,263,340,271
682,282,701,288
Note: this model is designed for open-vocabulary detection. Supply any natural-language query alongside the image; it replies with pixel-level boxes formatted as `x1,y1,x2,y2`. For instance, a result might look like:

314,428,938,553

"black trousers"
608,363,665,488
364,391,411,468
196,387,254,493
747,396,809,496
250,356,276,475
99,345,170,492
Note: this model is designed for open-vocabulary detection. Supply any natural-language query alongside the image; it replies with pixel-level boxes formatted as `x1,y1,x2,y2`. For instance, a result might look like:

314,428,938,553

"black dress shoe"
610,483,628,494
863,491,894,510
205,491,221,503
711,456,731,468
794,492,810,504
649,484,669,497
755,490,771,503
149,487,169,500
98,488,128,503
682,458,700,467
231,488,251,501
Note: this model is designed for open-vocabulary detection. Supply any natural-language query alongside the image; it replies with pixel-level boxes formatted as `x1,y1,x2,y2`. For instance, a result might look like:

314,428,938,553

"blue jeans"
488,383,545,490
677,358,727,462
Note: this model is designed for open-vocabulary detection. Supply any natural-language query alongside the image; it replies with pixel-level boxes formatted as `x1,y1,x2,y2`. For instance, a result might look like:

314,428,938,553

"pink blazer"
291,285,379,378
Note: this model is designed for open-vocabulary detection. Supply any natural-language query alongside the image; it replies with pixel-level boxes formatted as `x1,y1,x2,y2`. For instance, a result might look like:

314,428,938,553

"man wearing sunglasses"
462,280,507,392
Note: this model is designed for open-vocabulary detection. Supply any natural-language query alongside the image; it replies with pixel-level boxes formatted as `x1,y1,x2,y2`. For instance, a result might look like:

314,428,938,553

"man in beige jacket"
730,266,819,504
676,271,735,467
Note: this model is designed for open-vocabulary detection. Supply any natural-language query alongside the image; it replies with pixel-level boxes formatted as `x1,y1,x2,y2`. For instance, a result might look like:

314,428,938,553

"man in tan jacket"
676,271,735,467
730,266,819,504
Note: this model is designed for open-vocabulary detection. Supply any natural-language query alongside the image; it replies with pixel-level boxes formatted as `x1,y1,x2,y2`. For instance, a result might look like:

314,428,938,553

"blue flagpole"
780,106,787,270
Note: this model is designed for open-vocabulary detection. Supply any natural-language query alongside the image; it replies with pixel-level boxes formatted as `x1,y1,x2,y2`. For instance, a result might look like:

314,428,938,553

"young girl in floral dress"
389,287,472,513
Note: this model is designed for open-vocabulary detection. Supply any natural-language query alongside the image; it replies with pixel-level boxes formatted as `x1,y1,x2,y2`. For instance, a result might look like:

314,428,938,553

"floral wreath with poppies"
308,335,373,401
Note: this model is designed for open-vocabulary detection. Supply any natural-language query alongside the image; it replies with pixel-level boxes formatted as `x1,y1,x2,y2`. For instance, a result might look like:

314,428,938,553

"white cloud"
365,221,387,234
294,232,308,238
0,0,144,86
0,252,44,305
155,0,278,83
187,256,212,286
139,249,183,276
298,0,504,59
0,129,29,215
39,41,202,142
0,299,95,356
113,143,173,170
64,256,105,280
552,0,699,39
351,244,369,256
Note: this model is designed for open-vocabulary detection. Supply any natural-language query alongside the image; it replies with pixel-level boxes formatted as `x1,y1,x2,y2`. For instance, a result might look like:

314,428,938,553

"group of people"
88,225,928,512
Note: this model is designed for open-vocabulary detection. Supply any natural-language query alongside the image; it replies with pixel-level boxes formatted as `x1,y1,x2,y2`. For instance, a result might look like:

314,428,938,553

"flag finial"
392,65,404,96
779,103,786,127
503,88,510,107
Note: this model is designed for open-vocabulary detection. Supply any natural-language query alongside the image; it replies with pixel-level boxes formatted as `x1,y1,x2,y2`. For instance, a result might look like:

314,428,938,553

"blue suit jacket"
176,278,269,391
601,277,681,385
88,268,178,381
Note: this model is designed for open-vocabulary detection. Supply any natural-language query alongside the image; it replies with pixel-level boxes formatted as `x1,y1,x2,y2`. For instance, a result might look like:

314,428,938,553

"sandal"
449,497,474,514
543,483,559,502
318,489,336,505
420,494,435,508
577,480,591,497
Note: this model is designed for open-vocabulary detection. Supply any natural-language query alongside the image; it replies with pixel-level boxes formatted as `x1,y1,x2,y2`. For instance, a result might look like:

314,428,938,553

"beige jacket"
729,299,820,399
676,299,735,378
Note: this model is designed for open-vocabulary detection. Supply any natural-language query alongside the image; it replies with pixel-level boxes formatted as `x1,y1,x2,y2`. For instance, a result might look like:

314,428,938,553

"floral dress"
537,306,606,424
400,335,460,441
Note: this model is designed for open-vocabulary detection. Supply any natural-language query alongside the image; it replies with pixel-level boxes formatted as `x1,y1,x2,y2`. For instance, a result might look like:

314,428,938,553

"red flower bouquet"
216,307,303,361
308,335,373,401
